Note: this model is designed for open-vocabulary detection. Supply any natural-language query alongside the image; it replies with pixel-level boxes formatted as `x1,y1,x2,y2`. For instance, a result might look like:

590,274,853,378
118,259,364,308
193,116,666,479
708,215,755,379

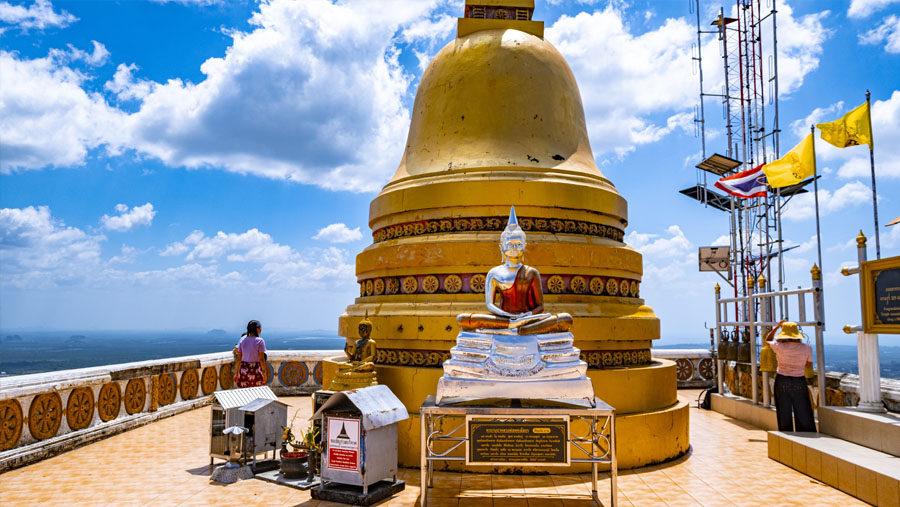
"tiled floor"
0,391,863,506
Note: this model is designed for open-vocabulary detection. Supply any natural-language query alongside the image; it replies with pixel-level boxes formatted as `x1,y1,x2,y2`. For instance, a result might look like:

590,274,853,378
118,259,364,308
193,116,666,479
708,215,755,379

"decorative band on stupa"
373,215,625,243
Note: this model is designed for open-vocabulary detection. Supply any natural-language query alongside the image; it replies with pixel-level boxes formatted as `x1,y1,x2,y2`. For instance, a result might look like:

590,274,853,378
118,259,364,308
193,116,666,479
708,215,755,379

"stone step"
818,406,900,457
768,430,900,506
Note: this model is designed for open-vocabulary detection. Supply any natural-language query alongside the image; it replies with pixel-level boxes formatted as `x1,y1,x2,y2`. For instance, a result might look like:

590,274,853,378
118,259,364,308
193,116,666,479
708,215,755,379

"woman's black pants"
773,374,817,432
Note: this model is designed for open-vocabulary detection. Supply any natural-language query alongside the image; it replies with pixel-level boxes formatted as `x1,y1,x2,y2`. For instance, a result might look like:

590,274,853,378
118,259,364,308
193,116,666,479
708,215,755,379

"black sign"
467,418,568,465
875,267,900,325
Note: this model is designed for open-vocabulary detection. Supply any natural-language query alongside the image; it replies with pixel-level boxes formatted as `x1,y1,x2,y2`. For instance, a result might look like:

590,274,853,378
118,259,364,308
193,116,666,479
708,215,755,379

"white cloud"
0,0,76,31
105,63,155,101
157,227,355,289
116,0,442,192
882,222,900,248
50,40,109,66
0,50,126,172
805,91,900,180
545,2,828,161
782,181,873,221
0,206,355,291
313,223,363,243
160,241,190,257
0,206,105,287
101,203,156,232
109,244,139,264
848,0,900,19
774,5,830,95
860,15,900,53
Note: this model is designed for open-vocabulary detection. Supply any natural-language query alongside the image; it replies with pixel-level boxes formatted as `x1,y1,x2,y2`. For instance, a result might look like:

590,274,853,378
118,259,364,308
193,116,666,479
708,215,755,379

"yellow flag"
762,134,816,188
816,101,872,149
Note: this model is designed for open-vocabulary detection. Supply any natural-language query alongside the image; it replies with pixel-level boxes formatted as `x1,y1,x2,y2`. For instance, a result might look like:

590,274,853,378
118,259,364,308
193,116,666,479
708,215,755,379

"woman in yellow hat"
765,320,816,432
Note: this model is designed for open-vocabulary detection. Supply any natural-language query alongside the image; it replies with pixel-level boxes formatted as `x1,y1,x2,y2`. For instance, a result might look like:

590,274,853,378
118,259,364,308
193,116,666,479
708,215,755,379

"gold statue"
327,316,378,391
457,206,572,335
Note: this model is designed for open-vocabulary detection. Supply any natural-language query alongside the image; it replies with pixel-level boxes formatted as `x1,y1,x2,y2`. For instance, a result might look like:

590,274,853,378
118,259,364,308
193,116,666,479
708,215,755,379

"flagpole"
810,126,823,273
866,90,880,259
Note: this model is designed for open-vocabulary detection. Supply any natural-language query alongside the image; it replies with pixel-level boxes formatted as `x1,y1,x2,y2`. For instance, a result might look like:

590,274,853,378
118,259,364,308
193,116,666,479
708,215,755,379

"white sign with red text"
326,417,360,472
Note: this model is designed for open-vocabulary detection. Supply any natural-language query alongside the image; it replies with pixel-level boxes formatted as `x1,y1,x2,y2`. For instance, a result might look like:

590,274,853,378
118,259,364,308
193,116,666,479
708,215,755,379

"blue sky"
1,0,899,346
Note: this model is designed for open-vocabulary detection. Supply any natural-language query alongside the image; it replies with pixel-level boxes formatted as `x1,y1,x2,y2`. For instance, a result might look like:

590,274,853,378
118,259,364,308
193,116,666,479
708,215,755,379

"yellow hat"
775,322,803,340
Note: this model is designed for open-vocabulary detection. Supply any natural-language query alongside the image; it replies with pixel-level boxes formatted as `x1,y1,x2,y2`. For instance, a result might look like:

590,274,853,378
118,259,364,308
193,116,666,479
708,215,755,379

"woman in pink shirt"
233,320,267,388
765,320,816,432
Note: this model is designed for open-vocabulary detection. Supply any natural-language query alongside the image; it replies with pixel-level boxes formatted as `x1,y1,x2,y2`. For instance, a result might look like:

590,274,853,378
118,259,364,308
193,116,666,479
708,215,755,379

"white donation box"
311,385,408,493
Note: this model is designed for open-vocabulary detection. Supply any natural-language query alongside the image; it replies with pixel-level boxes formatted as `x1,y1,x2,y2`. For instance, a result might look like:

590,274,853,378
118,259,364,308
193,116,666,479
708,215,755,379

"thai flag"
714,164,768,199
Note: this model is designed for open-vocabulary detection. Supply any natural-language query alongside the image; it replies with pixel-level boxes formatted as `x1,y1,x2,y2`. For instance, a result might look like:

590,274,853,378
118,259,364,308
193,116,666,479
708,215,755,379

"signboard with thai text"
861,255,900,334
466,416,569,466
326,417,360,472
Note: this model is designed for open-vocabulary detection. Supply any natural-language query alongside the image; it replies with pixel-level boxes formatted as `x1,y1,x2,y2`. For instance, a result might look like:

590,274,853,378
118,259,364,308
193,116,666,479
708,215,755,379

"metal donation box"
312,385,408,494
210,386,287,468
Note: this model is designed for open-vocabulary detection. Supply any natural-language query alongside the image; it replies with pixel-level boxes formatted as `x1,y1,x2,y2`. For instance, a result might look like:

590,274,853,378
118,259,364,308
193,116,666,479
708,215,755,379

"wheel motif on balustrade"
589,277,604,295
547,275,565,294
28,392,62,440
201,366,218,395
569,276,586,294
313,361,324,386
0,399,24,451
605,278,619,296
373,278,385,296
675,358,694,381
97,382,121,422
443,274,463,294
469,274,486,293
158,373,176,406
364,279,374,296
65,387,94,431
698,358,715,381
630,280,639,297
180,369,199,400
279,361,309,387
219,363,234,390
264,362,274,385
386,277,400,295
422,275,439,294
619,279,630,297
402,276,418,294
124,379,146,415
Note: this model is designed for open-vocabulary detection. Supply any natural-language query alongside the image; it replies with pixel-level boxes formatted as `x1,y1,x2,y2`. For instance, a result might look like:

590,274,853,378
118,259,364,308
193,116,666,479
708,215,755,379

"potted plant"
300,424,320,482
281,411,310,479
280,425,308,479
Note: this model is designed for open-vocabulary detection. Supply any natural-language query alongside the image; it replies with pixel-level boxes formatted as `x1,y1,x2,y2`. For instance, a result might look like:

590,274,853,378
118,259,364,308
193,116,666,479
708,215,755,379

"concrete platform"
0,393,869,506
819,406,900,457
711,392,779,430
769,431,900,506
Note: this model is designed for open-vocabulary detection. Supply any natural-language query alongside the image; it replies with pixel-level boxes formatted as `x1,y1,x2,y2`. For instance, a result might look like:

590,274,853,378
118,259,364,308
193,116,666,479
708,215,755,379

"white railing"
0,349,341,471
714,266,825,407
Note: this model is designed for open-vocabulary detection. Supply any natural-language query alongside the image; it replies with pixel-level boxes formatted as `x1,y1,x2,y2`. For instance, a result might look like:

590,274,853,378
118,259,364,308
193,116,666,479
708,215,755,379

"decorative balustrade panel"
0,350,339,468
651,349,716,388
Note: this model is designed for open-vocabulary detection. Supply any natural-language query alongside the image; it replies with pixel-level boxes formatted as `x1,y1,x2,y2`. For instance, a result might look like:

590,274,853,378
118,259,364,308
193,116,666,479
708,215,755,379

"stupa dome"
387,28,612,189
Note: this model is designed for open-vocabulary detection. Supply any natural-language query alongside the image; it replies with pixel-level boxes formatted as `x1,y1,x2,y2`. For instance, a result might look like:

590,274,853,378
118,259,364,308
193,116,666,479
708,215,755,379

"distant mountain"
206,329,228,336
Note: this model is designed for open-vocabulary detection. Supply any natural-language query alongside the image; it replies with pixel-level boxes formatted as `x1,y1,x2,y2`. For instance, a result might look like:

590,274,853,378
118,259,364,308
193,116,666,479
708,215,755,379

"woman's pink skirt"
236,361,265,388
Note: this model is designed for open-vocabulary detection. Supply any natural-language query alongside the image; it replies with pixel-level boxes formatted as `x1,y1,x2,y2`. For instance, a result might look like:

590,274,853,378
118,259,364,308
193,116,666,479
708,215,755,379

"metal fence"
713,266,825,407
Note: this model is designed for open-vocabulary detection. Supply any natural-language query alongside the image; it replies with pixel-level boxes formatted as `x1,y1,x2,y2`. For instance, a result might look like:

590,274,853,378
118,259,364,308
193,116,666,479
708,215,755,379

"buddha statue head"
358,316,373,340
500,206,526,263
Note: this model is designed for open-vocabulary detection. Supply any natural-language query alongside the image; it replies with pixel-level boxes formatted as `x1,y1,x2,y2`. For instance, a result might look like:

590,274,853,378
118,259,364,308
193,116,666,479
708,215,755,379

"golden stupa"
325,0,689,470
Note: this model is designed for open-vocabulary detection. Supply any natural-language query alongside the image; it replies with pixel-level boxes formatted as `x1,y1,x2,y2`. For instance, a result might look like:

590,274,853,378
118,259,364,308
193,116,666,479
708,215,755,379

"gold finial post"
758,275,766,289
747,276,755,290
810,264,821,280
856,230,867,248
714,283,721,294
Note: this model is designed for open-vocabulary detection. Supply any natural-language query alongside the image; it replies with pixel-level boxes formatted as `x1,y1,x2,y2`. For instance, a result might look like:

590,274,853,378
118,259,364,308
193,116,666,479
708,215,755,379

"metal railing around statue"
713,265,826,408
